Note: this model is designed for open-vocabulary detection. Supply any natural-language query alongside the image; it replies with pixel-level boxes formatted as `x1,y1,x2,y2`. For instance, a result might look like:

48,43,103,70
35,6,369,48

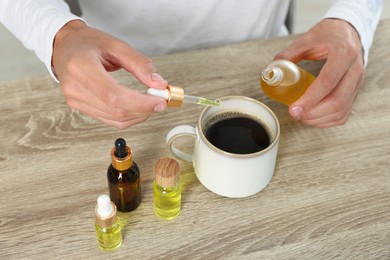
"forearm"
0,0,83,79
323,0,383,66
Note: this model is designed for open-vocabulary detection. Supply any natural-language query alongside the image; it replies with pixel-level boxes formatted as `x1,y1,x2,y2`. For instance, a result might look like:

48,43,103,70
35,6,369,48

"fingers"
63,78,167,121
290,53,363,127
272,19,365,128
103,40,168,90
63,82,167,129
292,50,352,112
68,96,154,129
299,76,363,128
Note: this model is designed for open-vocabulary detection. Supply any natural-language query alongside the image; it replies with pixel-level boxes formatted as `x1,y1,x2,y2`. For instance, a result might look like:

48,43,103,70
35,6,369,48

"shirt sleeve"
0,0,84,80
323,0,383,66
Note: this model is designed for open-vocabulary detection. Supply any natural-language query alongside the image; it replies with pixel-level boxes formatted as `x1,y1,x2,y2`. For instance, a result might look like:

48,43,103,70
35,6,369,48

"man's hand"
52,20,167,129
276,18,364,128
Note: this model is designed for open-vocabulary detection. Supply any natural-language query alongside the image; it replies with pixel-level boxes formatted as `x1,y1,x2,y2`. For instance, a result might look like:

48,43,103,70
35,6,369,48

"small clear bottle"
95,194,122,251
260,59,316,106
107,138,141,212
153,157,181,220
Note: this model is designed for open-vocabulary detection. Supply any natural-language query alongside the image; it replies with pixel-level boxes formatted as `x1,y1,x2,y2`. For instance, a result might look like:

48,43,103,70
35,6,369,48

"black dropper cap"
111,138,132,171
114,138,128,158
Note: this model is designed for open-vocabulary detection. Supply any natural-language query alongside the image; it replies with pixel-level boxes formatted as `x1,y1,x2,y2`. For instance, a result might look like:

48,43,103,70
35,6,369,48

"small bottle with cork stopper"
153,157,181,220
94,194,122,251
107,138,141,212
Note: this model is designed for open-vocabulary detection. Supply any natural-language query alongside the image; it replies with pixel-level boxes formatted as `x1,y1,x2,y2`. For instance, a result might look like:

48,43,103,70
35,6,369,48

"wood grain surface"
0,19,389,260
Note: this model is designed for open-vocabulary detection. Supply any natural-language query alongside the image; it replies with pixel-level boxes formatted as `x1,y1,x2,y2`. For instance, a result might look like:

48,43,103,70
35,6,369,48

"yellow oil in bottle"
95,221,122,251
153,181,181,220
260,59,316,106
94,194,122,251
153,158,181,220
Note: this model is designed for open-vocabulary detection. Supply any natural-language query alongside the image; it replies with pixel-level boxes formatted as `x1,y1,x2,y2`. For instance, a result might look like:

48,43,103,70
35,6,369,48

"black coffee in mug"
203,112,271,154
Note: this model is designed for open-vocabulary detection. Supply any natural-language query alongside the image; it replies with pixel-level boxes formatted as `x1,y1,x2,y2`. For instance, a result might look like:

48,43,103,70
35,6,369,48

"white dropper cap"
147,86,184,107
97,194,113,218
147,88,170,100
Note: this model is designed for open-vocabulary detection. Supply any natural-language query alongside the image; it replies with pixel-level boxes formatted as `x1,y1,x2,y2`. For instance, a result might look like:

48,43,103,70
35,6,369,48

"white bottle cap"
261,66,283,85
97,194,113,218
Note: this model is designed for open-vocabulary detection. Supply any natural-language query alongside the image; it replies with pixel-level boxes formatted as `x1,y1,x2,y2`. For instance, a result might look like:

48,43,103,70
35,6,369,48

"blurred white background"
0,0,389,81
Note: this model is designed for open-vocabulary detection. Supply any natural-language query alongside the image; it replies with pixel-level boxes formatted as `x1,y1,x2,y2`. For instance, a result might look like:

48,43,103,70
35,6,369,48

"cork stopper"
95,195,118,228
167,85,184,107
155,157,180,188
111,138,133,171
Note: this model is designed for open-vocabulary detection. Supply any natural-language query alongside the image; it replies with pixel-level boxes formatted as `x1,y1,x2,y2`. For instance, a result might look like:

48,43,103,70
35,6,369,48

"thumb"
273,40,314,119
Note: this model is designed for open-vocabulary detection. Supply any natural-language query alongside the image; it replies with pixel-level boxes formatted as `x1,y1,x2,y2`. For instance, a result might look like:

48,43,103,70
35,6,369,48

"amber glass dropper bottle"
153,157,181,220
94,194,122,251
260,59,316,106
107,138,141,212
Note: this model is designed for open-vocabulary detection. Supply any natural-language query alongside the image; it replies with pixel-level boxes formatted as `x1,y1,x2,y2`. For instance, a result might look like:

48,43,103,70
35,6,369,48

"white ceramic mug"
166,96,280,198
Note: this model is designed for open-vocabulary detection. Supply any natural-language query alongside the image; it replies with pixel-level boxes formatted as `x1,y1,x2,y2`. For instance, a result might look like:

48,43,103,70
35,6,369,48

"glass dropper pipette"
181,94,220,106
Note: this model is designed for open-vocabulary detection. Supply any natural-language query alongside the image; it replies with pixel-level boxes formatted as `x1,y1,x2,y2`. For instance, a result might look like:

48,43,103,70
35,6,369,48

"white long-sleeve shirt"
0,0,383,80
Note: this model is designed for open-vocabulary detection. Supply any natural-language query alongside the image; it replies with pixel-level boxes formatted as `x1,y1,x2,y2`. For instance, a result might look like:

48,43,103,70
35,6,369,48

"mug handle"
166,125,198,163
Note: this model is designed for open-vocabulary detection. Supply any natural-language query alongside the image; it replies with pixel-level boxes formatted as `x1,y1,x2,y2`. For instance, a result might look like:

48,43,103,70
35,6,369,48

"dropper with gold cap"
153,157,181,220
147,85,221,107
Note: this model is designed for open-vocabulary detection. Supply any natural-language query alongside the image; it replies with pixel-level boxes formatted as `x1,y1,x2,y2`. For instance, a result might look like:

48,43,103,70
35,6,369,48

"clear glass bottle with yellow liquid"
260,59,316,106
94,194,122,251
153,157,181,220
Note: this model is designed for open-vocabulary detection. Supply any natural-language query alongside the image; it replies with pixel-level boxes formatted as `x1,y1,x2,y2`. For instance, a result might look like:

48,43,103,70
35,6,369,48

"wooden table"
1,19,389,260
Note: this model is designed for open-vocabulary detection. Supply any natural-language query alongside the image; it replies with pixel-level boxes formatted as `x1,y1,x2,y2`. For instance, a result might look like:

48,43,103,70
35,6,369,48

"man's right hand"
52,20,168,129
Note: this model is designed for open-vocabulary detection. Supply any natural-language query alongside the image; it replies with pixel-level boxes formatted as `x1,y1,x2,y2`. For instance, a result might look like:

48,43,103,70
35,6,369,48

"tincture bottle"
260,59,316,106
95,194,122,251
107,138,141,212
153,157,181,220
